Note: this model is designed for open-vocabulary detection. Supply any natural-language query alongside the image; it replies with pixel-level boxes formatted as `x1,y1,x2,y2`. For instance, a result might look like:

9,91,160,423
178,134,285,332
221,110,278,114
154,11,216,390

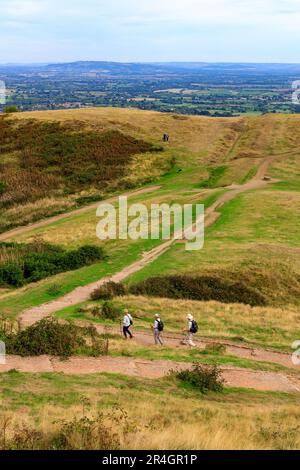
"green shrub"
101,301,122,320
0,182,7,195
46,284,62,296
0,241,105,287
91,281,127,301
2,317,108,358
129,274,267,306
4,105,19,114
176,363,224,393
0,263,25,287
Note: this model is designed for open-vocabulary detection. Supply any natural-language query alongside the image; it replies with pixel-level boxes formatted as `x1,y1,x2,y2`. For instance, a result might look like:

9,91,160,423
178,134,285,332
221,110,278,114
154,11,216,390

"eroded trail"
0,185,161,242
1,155,295,394
83,325,300,371
1,355,299,393
19,156,275,327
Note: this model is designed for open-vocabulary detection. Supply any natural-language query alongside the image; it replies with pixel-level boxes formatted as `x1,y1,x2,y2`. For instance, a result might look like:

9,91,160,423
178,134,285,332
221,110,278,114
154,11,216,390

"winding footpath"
2,156,299,393
19,156,276,327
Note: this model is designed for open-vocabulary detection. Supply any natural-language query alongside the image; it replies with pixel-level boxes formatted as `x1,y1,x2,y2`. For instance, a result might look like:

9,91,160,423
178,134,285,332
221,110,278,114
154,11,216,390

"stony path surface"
1,354,299,393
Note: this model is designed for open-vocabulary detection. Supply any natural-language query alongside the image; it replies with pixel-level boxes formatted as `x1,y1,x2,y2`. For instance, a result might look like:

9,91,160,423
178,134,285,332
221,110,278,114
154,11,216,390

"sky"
0,0,300,64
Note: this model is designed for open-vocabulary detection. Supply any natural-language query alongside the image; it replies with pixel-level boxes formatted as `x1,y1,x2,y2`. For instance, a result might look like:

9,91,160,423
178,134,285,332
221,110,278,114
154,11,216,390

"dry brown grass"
0,197,75,233
1,373,300,449
114,295,300,350
12,107,238,154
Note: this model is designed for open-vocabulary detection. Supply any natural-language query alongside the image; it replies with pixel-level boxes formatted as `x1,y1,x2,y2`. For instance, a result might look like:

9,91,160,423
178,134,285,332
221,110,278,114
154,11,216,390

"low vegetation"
175,363,224,393
0,239,104,287
91,281,126,301
129,274,267,306
80,300,123,321
0,406,128,450
0,116,161,231
1,372,300,450
0,317,108,358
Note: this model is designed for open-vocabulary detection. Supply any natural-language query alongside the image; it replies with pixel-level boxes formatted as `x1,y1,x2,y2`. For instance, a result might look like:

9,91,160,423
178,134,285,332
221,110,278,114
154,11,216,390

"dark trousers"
123,326,133,338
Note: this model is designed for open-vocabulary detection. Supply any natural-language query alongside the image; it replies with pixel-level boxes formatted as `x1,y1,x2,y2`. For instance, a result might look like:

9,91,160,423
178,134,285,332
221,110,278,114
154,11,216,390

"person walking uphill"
153,314,164,345
183,313,198,347
123,309,133,339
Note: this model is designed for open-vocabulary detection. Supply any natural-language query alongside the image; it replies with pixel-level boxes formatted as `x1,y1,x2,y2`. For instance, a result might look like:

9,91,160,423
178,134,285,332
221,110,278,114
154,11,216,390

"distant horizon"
1,60,300,66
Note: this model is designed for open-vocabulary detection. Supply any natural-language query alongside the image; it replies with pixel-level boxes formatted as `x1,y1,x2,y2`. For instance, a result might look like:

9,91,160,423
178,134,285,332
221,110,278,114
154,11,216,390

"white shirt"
154,318,161,330
123,314,132,327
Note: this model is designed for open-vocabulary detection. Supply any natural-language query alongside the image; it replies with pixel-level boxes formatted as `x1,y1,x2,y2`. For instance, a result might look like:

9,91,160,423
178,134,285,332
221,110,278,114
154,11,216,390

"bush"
46,284,62,296
91,281,127,301
0,263,25,287
4,105,19,114
176,363,224,393
0,241,105,287
129,274,267,306
101,301,122,320
2,317,108,358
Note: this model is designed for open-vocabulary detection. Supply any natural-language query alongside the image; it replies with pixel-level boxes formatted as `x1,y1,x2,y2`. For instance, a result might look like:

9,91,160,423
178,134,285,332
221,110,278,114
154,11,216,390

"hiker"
162,133,169,142
123,309,133,339
183,313,198,347
153,314,164,345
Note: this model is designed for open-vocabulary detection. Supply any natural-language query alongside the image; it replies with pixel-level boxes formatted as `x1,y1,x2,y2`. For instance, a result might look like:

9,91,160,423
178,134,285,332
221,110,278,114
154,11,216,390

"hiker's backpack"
190,320,198,334
127,315,133,326
157,320,164,332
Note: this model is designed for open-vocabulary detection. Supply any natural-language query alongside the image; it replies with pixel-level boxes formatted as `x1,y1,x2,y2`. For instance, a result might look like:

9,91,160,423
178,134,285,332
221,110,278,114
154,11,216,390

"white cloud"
0,0,45,17
1,0,300,27
0,0,300,62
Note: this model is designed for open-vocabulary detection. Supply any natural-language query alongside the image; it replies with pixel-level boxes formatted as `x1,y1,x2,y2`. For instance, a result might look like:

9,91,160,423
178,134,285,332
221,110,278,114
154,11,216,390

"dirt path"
10,155,297,394
1,354,299,393
78,325,299,371
0,185,161,242
19,156,275,327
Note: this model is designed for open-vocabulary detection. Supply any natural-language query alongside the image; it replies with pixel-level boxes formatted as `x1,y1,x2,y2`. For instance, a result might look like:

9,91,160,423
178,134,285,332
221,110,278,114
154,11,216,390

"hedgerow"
0,241,105,287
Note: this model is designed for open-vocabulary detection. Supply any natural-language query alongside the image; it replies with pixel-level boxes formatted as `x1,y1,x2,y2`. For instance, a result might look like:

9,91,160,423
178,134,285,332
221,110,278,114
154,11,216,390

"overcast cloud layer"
0,0,299,63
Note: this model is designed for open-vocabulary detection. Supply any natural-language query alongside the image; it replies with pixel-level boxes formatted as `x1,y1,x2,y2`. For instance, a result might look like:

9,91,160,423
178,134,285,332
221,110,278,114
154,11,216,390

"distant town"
1,61,300,116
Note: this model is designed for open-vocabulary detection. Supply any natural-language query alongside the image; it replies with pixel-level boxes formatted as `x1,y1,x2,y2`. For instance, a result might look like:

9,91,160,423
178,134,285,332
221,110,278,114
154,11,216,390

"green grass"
54,293,300,352
1,370,298,412
198,165,227,188
0,184,225,318
107,341,293,374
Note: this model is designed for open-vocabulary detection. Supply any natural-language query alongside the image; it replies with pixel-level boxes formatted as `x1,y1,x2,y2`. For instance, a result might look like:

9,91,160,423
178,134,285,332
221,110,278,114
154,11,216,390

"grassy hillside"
1,371,300,450
1,108,300,451
0,108,299,314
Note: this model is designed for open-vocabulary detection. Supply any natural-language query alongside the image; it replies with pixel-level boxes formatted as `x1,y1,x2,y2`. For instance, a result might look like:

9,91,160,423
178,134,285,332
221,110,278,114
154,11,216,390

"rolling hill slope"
1,108,300,450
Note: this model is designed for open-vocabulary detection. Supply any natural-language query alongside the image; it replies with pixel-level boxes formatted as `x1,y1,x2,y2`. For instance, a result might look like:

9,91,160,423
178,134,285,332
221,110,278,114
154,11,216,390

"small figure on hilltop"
152,313,164,346
162,133,169,142
123,309,133,339
182,313,198,347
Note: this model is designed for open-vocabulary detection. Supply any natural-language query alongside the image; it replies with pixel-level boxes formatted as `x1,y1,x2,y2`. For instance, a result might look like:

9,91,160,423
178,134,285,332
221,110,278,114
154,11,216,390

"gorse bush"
91,281,127,300
1,317,108,358
0,241,105,287
129,274,267,306
176,363,224,393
